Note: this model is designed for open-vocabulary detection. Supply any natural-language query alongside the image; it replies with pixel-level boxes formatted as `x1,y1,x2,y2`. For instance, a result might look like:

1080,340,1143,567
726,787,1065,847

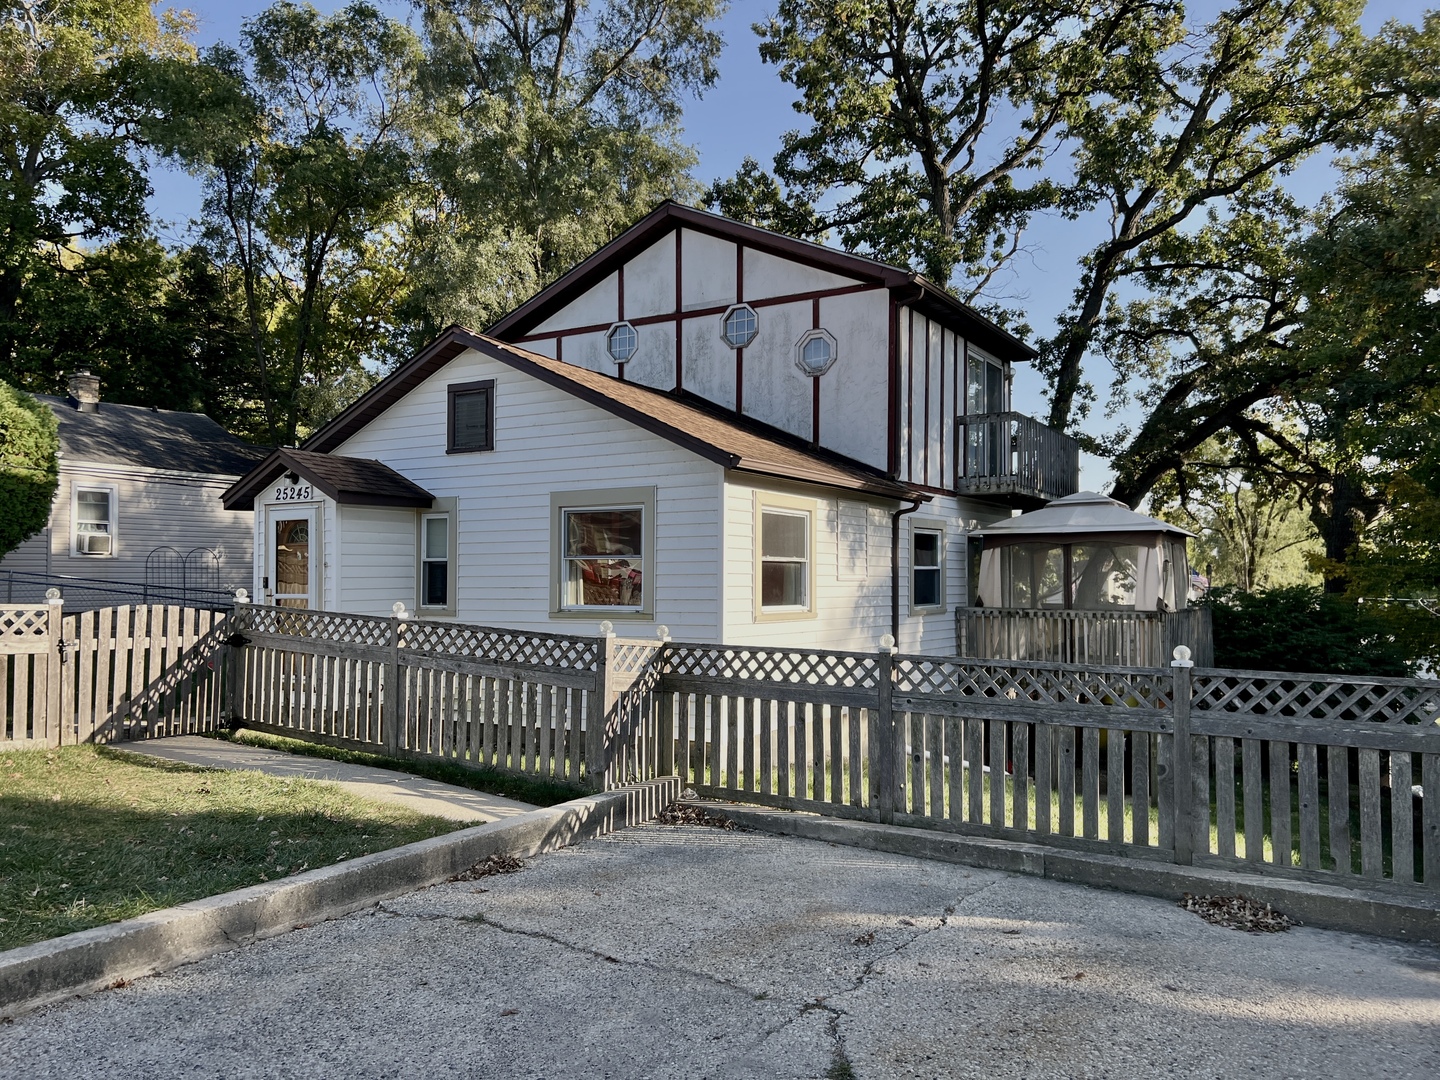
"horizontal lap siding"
337,507,414,614
334,350,723,641
722,478,891,650
18,465,252,594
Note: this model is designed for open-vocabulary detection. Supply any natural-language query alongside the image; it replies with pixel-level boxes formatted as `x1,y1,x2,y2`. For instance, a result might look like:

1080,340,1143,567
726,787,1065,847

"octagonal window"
720,304,759,349
795,328,838,377
606,321,639,364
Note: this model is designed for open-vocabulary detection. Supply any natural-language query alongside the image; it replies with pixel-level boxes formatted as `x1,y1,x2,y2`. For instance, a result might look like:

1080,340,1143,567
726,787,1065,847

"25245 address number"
273,484,313,502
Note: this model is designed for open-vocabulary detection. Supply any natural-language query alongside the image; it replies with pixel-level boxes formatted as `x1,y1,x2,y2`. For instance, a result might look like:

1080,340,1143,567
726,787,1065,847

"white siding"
333,347,724,640
721,476,892,651
0,463,254,597
337,506,414,613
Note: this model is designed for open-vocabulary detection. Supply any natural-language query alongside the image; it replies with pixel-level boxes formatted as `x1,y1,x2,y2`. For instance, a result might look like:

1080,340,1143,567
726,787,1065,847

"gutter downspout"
890,497,925,644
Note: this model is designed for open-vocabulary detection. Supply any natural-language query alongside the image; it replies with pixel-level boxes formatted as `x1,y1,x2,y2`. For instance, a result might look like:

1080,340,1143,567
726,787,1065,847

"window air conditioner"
81,532,112,555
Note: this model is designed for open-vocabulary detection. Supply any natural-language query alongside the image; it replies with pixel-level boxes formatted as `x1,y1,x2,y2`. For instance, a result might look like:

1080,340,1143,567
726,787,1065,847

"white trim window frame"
754,491,817,621
71,483,117,557
550,487,656,619
910,519,946,614
416,497,458,616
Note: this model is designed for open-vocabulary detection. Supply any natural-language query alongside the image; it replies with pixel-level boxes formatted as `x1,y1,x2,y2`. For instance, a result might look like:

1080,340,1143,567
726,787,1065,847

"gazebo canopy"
973,492,1194,612
975,491,1194,541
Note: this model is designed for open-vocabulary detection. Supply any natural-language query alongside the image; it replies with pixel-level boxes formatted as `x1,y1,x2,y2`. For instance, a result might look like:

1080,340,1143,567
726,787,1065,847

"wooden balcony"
956,607,1214,668
955,412,1080,506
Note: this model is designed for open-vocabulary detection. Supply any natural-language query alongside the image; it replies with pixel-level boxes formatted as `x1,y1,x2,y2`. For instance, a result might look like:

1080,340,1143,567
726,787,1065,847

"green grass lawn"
0,745,463,951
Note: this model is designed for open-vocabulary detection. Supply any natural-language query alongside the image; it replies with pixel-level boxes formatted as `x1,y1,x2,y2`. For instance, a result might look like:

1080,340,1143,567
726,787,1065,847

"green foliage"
0,380,59,556
1206,585,1414,676
399,0,724,342
0,0,195,379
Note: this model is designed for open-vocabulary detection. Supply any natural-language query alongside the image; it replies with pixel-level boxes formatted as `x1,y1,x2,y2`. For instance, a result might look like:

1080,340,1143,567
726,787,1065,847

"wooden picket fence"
5,598,1437,900
0,602,229,748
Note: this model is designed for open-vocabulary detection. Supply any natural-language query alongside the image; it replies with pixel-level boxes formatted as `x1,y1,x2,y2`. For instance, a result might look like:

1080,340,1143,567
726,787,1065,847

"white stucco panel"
533,271,619,334
739,300,811,440
623,232,676,320
743,248,860,299
817,289,889,472
679,228,737,311
679,314,737,411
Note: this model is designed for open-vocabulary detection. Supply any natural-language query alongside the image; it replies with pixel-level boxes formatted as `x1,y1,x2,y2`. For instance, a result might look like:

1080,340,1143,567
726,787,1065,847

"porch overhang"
222,448,434,511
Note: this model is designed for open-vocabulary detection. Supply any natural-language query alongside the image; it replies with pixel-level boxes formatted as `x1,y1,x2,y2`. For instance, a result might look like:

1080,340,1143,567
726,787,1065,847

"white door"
266,507,317,609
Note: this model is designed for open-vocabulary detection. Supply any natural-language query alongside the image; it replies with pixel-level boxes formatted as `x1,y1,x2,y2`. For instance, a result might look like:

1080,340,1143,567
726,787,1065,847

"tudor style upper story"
488,202,1078,506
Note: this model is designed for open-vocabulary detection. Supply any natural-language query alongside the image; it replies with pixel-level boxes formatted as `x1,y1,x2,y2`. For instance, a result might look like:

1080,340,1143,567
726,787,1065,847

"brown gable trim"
222,448,434,511
485,202,1036,361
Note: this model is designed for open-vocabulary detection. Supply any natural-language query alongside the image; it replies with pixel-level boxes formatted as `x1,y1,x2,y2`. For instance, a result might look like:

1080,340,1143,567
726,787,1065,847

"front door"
267,508,316,609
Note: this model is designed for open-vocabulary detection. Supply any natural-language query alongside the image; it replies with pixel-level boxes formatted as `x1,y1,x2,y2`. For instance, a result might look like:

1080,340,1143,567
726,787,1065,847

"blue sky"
150,1,1426,487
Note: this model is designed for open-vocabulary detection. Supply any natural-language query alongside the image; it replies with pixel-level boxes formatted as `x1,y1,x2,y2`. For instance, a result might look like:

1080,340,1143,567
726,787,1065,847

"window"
72,486,115,556
720,304,758,348
447,380,494,453
416,500,457,615
754,492,816,619
912,525,944,612
795,328,838,376
550,488,655,618
606,321,639,364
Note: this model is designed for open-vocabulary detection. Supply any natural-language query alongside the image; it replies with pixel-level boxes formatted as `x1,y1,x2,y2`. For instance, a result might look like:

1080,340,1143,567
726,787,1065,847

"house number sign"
273,484,314,502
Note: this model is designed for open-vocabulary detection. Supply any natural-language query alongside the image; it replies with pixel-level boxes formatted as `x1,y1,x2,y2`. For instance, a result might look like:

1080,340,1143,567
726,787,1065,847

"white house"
223,203,1079,652
1,371,266,607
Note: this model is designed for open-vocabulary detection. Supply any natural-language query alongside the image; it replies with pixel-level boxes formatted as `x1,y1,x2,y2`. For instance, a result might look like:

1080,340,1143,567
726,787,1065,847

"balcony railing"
955,411,1080,504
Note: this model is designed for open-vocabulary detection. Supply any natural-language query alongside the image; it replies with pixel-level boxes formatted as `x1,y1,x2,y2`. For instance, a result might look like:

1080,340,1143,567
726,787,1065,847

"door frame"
265,504,319,609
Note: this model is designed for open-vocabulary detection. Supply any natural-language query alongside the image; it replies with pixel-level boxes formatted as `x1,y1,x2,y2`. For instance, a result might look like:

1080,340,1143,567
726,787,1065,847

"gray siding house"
0,371,267,607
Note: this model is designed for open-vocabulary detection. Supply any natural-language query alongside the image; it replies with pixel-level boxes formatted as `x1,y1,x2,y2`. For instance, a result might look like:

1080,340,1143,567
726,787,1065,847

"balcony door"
267,508,316,609
965,359,1007,478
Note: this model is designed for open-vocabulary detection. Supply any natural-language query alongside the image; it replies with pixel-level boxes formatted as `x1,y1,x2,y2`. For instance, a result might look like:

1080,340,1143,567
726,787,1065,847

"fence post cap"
44,587,62,604
655,624,671,642
233,588,250,604
879,633,897,655
1171,644,1194,668
391,601,410,620
598,619,615,638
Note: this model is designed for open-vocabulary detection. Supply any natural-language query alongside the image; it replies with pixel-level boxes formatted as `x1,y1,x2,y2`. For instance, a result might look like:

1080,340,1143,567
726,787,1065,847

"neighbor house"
0,371,267,608
223,202,1081,653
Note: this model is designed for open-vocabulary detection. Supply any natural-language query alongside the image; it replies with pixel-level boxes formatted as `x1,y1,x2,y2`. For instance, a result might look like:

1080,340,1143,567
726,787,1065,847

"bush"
1206,585,1413,677
0,381,59,557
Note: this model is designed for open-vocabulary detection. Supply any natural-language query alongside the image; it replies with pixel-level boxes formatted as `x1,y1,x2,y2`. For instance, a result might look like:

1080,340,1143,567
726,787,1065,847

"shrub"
1206,585,1413,677
0,381,59,557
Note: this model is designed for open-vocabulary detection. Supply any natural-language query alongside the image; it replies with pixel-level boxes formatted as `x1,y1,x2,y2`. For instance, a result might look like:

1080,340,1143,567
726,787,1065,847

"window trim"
720,303,759,349
70,483,117,558
753,491,817,622
794,328,838,377
605,321,639,364
446,379,495,454
415,497,458,616
549,487,656,620
909,518,947,615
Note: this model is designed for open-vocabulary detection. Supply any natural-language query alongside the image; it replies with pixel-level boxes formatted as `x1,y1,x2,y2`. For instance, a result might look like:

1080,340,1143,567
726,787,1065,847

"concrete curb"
1,777,680,1019
695,800,1440,944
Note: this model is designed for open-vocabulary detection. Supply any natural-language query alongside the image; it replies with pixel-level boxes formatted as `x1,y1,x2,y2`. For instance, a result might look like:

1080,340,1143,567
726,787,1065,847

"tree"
0,0,195,383
154,2,424,446
399,0,724,339
0,380,58,557
748,0,1182,308
1206,585,1413,676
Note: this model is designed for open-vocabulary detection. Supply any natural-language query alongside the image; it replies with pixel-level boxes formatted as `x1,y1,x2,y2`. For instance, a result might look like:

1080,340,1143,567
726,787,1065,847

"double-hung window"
447,380,494,453
911,524,945,613
755,493,816,619
73,486,116,556
550,488,655,618
416,499,457,615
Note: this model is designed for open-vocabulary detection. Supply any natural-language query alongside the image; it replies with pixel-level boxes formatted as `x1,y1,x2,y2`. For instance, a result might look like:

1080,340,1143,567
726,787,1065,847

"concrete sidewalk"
4,823,1437,1079
116,735,536,822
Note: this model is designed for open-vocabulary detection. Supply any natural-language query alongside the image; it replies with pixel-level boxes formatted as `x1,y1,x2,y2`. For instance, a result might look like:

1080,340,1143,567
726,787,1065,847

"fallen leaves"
1179,893,1294,933
451,853,524,881
653,803,741,830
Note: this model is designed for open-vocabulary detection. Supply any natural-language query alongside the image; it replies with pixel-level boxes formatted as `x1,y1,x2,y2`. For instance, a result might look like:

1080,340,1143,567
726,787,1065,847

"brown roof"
487,201,1038,363
304,327,923,501
222,448,434,511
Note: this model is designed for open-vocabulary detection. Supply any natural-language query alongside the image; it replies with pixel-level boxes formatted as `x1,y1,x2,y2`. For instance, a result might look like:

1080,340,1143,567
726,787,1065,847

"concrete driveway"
4,824,1438,1079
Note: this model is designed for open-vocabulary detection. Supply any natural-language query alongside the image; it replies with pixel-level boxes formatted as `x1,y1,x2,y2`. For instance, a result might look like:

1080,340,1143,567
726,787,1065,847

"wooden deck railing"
957,607,1214,667
955,411,1080,503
